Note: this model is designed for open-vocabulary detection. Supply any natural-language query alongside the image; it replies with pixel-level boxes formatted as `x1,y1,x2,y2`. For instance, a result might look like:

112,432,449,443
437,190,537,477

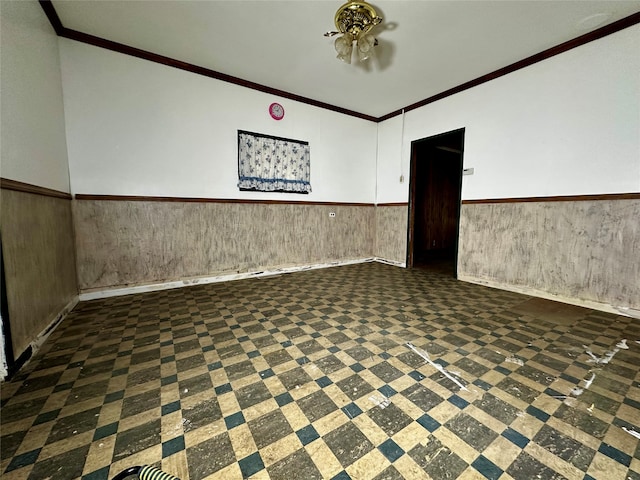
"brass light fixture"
324,1,383,64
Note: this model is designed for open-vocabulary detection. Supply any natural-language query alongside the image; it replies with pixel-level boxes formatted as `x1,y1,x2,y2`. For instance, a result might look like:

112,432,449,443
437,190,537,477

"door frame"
0,239,17,378
406,128,465,275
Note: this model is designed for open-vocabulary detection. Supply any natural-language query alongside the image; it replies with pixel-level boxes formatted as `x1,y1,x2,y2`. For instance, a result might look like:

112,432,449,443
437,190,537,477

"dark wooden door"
408,129,464,272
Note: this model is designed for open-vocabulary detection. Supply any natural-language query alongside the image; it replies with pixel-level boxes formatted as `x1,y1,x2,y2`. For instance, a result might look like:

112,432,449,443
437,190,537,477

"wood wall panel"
73,200,375,291
375,205,407,264
0,190,78,357
458,199,640,309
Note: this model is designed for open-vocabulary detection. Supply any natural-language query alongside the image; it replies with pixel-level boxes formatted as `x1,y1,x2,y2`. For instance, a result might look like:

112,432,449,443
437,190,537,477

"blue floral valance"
238,130,311,194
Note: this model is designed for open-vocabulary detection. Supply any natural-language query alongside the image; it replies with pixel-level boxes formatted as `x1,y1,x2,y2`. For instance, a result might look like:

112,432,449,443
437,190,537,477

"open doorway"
407,129,464,276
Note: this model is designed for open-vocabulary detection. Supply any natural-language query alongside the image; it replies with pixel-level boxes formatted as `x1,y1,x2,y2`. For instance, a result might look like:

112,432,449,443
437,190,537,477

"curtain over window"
238,130,311,194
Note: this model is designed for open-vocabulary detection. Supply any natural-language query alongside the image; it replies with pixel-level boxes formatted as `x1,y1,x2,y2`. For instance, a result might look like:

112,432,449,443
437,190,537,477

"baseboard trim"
458,274,637,318
374,257,407,268
79,258,382,301
1,295,79,381
31,296,79,350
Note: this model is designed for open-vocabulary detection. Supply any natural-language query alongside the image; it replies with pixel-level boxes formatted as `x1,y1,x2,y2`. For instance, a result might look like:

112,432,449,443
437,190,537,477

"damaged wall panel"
375,205,408,264
0,190,78,358
73,199,375,292
458,198,640,311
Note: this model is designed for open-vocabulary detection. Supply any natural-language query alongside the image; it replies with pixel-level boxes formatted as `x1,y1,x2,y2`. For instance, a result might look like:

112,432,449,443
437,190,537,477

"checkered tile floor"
1,262,639,480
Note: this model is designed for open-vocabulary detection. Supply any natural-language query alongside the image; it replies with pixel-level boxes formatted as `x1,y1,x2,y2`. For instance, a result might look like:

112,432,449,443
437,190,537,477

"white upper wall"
377,25,640,203
18,13,636,203
0,0,70,193
59,39,377,203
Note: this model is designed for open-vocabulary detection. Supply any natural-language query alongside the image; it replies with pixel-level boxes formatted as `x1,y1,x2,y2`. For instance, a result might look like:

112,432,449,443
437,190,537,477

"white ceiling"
51,0,640,118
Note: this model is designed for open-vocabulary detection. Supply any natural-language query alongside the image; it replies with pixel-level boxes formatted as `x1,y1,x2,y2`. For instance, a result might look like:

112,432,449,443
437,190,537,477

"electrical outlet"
329,212,336,218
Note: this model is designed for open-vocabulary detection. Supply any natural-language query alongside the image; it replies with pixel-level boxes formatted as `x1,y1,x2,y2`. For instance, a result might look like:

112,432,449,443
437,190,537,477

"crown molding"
39,1,640,123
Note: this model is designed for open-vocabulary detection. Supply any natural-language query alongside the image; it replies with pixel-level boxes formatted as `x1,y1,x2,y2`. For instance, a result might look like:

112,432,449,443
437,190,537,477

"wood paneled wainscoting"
73,195,376,294
458,194,640,314
0,179,78,375
375,203,408,266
